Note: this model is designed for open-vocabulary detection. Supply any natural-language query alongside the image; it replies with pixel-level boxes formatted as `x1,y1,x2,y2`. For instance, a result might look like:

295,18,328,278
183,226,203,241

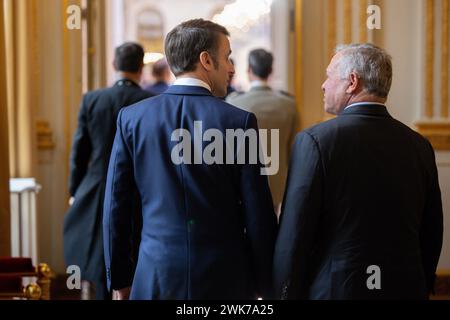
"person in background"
227,49,298,217
144,57,172,95
225,58,237,97
63,42,152,300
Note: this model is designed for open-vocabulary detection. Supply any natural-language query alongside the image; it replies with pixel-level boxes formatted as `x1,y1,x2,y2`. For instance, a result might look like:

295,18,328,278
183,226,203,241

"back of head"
334,43,392,98
248,49,273,79
152,58,169,79
164,19,230,76
114,42,145,73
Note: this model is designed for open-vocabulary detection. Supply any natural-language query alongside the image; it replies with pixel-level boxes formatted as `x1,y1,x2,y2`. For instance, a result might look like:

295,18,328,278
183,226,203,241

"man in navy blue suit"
103,19,277,300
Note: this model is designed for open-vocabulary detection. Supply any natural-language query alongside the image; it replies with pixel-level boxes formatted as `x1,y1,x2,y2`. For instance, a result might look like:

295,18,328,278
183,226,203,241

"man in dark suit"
64,42,152,299
103,19,277,300
274,43,443,300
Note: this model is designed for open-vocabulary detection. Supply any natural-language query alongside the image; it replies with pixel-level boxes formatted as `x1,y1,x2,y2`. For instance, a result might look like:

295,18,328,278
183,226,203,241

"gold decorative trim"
295,0,303,130
15,0,37,177
425,0,435,118
36,120,55,150
31,0,40,116
86,0,108,90
328,0,337,59
36,263,52,300
4,0,16,177
81,0,89,94
0,262,52,300
359,0,368,43
63,0,71,184
23,283,42,300
344,0,352,43
0,0,12,256
415,121,450,150
434,270,450,298
441,0,449,119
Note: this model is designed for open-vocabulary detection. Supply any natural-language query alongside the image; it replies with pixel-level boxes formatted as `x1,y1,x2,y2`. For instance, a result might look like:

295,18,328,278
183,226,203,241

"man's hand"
69,197,75,206
112,286,131,300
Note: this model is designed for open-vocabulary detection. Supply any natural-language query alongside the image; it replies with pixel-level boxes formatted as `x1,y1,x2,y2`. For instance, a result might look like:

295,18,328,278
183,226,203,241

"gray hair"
334,43,392,98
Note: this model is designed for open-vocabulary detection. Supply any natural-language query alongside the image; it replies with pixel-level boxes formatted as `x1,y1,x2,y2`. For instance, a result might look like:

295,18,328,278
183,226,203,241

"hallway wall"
34,0,82,273
0,0,11,256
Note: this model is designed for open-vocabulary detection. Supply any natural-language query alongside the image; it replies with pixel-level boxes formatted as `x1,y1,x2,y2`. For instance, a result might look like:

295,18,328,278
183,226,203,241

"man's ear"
113,59,118,71
199,51,214,71
346,72,359,94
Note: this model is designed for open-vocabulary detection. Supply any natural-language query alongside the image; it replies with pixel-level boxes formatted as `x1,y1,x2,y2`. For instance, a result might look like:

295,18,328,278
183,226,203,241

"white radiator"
9,178,41,266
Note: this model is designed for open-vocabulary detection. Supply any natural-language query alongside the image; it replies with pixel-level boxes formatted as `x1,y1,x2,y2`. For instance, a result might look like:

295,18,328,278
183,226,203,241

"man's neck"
177,72,215,93
249,74,268,83
347,92,386,106
173,75,212,92
250,79,269,88
178,72,210,86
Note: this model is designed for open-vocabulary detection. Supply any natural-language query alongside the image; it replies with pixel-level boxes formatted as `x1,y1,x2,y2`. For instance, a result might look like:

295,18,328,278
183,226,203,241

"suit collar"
250,80,269,89
340,103,392,118
249,85,271,92
114,78,140,88
164,85,213,96
173,77,212,92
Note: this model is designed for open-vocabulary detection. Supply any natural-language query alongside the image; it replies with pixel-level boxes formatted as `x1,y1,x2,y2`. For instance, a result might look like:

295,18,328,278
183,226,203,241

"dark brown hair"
152,58,169,79
164,19,229,76
249,49,273,79
114,42,145,73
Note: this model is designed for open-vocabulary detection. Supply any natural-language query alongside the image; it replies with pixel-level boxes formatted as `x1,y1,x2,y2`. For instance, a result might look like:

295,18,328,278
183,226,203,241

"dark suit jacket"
63,80,152,298
103,85,277,300
274,104,443,300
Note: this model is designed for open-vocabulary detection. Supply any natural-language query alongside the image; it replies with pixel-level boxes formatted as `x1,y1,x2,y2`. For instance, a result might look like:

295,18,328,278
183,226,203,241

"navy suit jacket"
103,85,277,300
274,105,443,300
144,81,169,96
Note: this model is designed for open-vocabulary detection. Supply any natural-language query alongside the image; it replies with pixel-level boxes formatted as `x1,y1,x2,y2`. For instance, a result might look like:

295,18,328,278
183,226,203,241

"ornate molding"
425,0,435,118
441,0,449,118
36,120,55,150
295,0,303,130
415,121,450,150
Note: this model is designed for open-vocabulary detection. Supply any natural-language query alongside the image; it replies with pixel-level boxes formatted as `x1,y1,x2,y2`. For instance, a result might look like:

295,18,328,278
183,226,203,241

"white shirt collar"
250,80,269,89
344,102,386,110
173,77,211,92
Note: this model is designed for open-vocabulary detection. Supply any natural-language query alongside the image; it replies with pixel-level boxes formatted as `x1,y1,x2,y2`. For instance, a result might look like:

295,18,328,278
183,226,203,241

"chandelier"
213,0,273,32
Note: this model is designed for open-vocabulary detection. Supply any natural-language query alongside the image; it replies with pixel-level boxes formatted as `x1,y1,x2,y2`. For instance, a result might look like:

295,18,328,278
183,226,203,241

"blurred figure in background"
227,49,298,217
63,42,152,300
225,58,237,98
144,57,172,95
